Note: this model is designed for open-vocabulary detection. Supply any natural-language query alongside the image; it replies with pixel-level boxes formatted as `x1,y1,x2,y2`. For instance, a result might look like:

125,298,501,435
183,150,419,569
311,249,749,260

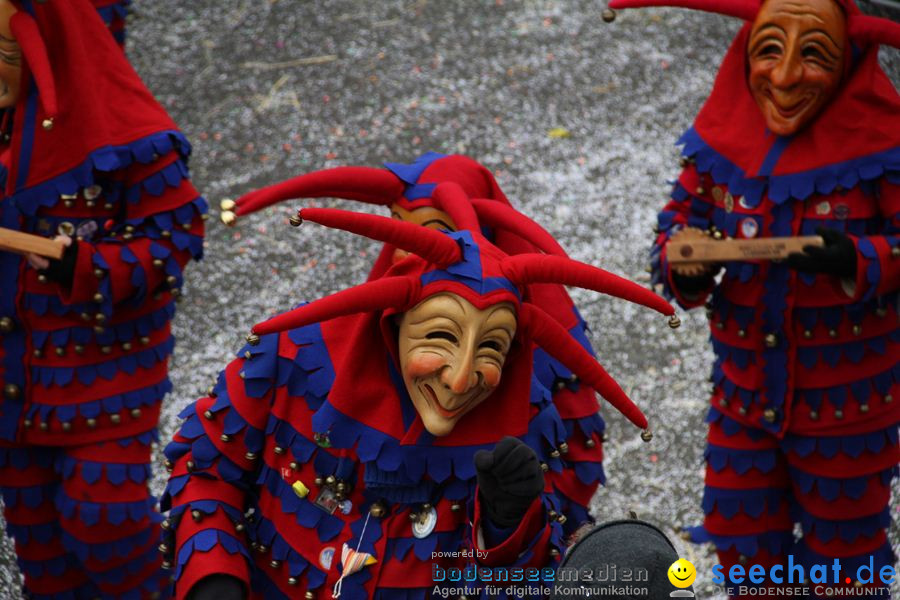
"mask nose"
771,51,803,89
441,358,479,395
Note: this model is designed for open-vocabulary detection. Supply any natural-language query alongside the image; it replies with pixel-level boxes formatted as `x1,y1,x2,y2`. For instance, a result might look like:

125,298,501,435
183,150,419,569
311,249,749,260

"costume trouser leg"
0,433,170,599
693,410,897,600
784,422,898,600
691,410,794,599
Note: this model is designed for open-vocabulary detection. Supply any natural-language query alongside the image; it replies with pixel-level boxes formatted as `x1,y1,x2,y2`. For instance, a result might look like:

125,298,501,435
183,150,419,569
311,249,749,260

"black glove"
474,436,544,529
40,240,79,288
786,227,856,279
186,574,246,600
671,269,717,295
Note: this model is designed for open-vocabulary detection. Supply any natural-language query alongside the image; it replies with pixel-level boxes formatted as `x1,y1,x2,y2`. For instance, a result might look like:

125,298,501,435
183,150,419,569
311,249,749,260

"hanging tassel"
332,513,377,598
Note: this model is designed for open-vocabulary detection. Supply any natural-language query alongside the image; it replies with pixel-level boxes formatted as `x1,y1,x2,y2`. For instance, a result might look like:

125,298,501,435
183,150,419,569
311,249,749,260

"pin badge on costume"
76,220,98,239
314,487,340,514
739,217,758,238
314,432,332,448
412,506,438,538
319,546,335,570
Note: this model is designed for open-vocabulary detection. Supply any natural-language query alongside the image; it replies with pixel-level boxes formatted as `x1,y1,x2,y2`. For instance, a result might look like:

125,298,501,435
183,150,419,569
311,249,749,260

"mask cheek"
404,352,445,380
480,364,502,388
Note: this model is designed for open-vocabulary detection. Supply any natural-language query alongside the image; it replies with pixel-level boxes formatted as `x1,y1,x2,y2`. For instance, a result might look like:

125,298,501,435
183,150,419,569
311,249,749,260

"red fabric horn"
501,254,674,316
298,208,462,266
849,15,900,49
608,0,758,20
10,12,57,123
518,303,649,430
234,167,406,217
426,182,481,232
252,277,416,337
470,199,568,257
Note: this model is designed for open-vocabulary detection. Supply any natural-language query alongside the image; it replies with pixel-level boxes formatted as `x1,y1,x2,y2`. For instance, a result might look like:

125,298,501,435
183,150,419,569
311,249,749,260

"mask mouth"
421,382,478,418
766,89,814,119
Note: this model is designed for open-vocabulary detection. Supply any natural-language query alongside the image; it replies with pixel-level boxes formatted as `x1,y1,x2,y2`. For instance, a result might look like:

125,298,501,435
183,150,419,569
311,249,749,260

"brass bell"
3,383,20,400
220,434,232,442
305,592,314,600
549,449,560,458
763,408,777,423
325,475,336,486
558,442,569,454
289,214,303,227
640,429,653,442
0,316,13,333
184,459,195,471
42,118,54,131
93,293,104,303
152,259,164,268
859,404,869,413
885,394,893,404
130,408,142,418
585,438,596,448
601,8,616,22
270,560,281,569
191,510,203,522
287,577,298,586
764,333,778,348
540,462,549,472
161,519,171,530
158,543,168,554
450,503,461,512
274,446,285,455
369,502,386,518
220,199,236,212
61,421,72,431
221,211,237,226
834,409,844,420
247,332,260,346
86,418,97,428
668,315,681,329
245,452,258,460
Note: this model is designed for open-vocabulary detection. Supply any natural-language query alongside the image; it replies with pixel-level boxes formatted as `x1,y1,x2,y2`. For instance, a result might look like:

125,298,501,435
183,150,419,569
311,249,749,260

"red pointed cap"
297,207,462,266
607,0,757,20
10,12,57,125
232,166,405,218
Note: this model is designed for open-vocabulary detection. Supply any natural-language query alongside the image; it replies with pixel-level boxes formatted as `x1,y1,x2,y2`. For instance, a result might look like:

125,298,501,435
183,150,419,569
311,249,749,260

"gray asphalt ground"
1,1,898,598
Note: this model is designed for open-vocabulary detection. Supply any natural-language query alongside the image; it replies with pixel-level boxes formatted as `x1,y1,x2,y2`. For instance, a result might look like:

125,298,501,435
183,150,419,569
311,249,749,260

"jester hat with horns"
244,182,675,461
607,0,900,206
225,152,637,439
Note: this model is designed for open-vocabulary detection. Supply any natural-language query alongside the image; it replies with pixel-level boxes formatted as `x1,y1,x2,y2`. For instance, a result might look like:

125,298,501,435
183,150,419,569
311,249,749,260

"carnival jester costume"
223,152,614,537
162,183,675,599
611,0,899,595
0,0,205,597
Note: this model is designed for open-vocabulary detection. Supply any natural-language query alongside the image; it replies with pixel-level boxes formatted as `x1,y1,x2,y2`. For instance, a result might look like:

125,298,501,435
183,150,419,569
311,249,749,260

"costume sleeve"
472,489,564,571
847,179,900,300
160,333,281,600
58,148,206,316
650,161,717,309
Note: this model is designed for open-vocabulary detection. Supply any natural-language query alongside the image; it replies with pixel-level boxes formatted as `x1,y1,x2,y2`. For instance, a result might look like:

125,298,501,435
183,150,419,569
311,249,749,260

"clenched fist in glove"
786,227,857,279
474,436,545,529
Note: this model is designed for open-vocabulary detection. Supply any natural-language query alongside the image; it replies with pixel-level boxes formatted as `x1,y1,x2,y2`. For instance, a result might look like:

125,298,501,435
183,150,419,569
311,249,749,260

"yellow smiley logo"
668,558,696,588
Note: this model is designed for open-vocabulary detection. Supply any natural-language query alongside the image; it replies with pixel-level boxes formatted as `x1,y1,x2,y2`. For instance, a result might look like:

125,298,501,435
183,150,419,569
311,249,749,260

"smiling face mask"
398,293,516,437
0,1,21,109
747,0,846,136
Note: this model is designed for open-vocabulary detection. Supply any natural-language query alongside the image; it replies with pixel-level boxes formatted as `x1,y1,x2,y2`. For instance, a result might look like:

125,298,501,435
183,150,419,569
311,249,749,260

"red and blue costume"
90,0,130,47
611,0,900,596
0,1,205,597
163,184,675,599
226,152,612,537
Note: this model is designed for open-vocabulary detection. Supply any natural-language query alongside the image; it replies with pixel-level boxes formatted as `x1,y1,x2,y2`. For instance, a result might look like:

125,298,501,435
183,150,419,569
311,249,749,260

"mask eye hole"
479,340,502,352
426,331,458,344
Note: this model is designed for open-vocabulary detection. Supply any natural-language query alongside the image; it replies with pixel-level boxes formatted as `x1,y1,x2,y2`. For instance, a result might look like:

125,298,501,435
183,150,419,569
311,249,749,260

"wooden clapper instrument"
666,227,824,275
0,227,65,259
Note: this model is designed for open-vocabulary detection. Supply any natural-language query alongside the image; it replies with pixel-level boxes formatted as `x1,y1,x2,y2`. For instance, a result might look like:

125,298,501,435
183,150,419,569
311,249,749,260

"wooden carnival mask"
397,293,516,437
747,0,846,136
0,0,21,109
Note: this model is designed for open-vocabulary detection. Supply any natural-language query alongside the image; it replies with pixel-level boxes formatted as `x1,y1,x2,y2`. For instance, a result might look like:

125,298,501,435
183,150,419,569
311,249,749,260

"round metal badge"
319,546,335,571
412,506,438,539
739,217,759,238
